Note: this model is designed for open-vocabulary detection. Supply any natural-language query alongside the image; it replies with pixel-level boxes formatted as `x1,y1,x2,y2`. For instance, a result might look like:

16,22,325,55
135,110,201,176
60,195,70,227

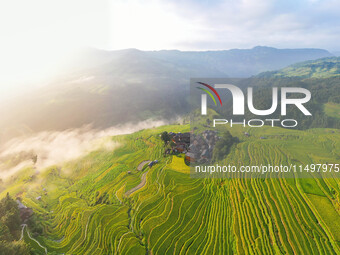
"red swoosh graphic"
197,82,223,106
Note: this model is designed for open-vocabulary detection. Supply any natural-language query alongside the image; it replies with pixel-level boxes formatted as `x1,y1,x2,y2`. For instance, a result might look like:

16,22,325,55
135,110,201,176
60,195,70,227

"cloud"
196,0,340,50
0,119,171,179
109,0,203,50
108,0,340,51
1,0,339,92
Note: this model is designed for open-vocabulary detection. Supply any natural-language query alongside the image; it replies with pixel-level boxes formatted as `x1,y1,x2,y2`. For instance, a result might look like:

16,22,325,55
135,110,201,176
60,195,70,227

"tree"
160,131,171,145
31,155,38,165
0,194,30,254
0,223,11,242
0,241,29,255
26,215,43,238
0,193,21,239
212,131,238,161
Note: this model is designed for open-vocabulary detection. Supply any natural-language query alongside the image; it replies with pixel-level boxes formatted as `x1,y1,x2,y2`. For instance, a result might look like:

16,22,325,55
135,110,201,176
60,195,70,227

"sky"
109,0,340,51
0,0,340,88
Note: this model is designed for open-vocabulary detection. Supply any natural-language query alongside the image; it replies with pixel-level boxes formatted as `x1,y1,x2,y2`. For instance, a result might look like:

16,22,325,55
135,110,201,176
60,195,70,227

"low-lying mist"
0,118,173,179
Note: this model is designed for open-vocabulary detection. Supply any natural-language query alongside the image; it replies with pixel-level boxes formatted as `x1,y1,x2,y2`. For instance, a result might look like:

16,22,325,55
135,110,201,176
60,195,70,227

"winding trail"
125,171,148,196
137,160,151,171
20,224,48,254
124,160,151,196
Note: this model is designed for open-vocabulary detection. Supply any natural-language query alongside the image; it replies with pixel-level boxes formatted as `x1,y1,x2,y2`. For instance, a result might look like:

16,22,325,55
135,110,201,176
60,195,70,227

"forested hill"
254,57,340,128
258,57,340,78
216,58,340,129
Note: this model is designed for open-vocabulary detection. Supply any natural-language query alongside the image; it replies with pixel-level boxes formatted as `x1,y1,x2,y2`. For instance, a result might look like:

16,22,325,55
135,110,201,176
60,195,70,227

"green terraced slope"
259,57,340,78
325,103,340,119
1,124,340,254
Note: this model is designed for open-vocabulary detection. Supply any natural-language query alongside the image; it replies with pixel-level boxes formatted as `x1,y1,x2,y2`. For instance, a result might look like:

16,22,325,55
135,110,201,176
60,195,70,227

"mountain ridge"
0,46,334,138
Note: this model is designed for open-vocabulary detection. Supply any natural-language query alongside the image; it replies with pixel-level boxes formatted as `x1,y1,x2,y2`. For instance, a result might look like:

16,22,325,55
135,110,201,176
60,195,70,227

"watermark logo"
195,81,312,128
196,82,223,114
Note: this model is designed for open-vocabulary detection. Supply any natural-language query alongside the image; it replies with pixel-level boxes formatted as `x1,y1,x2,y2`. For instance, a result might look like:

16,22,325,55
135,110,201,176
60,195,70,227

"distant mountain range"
75,46,333,78
0,46,336,139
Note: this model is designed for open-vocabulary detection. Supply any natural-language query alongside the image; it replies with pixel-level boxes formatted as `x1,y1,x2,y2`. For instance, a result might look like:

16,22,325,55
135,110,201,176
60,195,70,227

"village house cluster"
167,130,219,163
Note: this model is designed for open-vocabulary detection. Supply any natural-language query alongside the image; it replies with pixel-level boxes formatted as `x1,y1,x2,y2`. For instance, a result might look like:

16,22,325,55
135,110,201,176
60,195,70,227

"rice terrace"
1,3,340,253
1,122,339,254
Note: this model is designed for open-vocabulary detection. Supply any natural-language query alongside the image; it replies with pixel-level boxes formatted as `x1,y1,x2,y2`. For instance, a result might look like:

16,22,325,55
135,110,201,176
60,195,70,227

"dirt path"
137,160,151,171
125,171,148,196
124,160,151,196
20,224,48,254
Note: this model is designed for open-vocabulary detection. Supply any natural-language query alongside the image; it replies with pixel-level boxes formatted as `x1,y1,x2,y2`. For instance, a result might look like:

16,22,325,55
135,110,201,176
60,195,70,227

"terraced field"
1,124,340,254
325,103,340,119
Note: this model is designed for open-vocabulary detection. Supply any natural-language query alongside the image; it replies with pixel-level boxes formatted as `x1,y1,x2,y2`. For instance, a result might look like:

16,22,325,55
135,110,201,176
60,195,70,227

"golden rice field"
1,124,340,254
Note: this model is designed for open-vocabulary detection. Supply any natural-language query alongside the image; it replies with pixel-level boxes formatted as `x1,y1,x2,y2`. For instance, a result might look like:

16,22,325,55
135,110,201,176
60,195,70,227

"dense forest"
0,194,29,255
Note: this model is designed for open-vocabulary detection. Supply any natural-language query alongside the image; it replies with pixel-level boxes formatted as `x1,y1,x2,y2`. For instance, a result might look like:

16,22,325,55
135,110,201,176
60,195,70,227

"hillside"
259,57,340,78
146,46,332,77
78,46,332,78
325,103,340,119
239,58,340,128
0,124,339,254
0,46,332,140
202,75,340,130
